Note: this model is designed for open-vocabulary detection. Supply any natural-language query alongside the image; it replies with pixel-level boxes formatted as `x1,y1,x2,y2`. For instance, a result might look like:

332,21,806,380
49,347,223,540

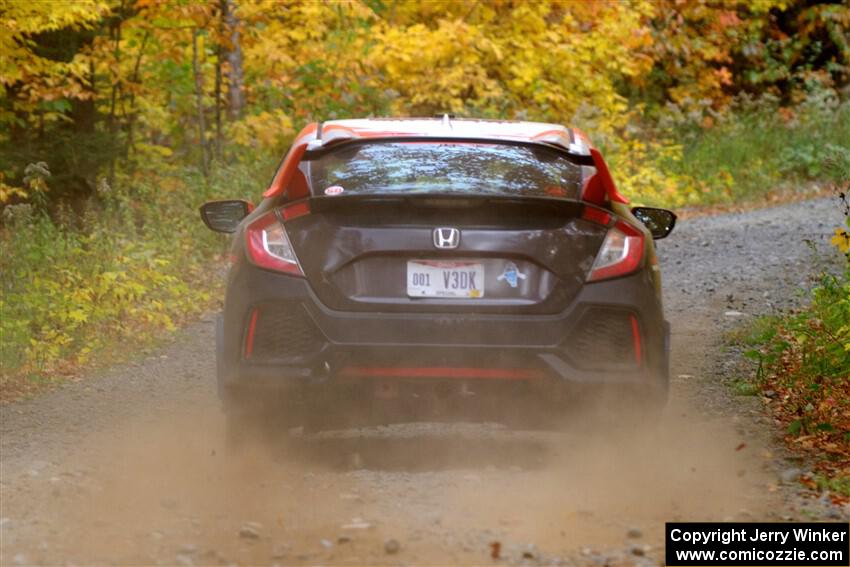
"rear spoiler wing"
263,124,628,206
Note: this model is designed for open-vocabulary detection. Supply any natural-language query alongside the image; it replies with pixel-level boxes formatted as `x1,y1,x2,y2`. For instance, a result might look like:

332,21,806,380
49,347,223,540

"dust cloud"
1,393,772,566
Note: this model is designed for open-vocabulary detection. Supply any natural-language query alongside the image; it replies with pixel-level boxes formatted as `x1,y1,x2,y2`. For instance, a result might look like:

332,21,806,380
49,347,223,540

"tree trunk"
107,15,123,185
214,4,224,162
214,51,223,161
125,31,149,165
225,0,244,120
70,57,97,135
193,28,210,177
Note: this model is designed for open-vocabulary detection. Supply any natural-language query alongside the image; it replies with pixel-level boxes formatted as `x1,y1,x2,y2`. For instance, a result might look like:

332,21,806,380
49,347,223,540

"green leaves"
788,419,803,436
732,379,760,396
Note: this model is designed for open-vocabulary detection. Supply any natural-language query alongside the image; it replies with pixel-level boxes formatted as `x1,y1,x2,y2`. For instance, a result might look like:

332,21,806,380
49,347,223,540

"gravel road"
1,197,848,566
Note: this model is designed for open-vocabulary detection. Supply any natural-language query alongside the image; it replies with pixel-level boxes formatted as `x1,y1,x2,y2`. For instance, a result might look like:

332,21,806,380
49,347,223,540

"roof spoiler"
263,122,628,204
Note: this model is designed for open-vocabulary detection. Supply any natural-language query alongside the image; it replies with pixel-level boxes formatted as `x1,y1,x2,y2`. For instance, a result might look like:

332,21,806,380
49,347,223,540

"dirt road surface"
2,198,848,566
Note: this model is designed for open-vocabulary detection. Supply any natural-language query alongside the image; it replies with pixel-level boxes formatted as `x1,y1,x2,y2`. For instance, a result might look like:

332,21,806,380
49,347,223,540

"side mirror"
199,200,254,233
631,207,676,239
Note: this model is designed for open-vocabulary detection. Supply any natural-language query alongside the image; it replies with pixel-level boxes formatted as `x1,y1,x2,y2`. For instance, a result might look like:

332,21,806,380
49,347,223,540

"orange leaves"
716,10,742,29
647,0,787,109
716,67,733,86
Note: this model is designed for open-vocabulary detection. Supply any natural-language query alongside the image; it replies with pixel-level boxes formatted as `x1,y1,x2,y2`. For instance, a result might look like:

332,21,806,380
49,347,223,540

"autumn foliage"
1,0,849,203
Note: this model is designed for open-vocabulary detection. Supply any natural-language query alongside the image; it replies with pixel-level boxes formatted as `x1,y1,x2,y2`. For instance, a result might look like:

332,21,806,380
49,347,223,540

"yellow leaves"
749,0,788,13
227,0,664,126
0,180,27,204
831,229,850,255
0,0,108,35
136,143,174,159
227,109,294,151
1,210,222,377
67,309,89,324
371,1,659,123
0,0,109,91
601,117,706,208
240,0,372,93
370,18,502,115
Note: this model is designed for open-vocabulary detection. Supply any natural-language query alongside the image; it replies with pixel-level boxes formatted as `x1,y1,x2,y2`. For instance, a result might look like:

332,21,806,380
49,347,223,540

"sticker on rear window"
324,185,345,196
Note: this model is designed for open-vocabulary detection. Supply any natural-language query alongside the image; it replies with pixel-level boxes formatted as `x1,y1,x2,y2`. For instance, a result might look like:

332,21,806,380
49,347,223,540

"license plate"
407,260,485,298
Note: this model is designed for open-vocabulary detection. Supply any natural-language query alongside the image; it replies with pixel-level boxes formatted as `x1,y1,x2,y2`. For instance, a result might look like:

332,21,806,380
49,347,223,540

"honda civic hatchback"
201,116,676,439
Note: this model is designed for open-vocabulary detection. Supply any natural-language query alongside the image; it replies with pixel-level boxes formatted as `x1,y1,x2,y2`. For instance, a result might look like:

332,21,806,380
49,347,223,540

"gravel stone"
384,538,401,554
631,545,646,556
780,468,803,484
239,523,261,539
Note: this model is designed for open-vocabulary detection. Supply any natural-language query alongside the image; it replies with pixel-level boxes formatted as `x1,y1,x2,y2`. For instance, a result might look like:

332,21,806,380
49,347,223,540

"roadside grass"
682,99,848,200
5,334,185,402
633,95,850,209
733,304,850,500
814,474,850,497
730,378,759,397
731,193,850,499
0,159,276,401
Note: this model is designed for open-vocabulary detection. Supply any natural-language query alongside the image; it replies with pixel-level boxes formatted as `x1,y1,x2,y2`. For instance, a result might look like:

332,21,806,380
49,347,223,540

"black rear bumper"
218,265,670,399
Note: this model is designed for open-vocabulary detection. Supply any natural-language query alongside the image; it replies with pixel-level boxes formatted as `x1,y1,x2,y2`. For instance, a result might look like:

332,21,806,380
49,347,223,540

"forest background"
1,0,849,488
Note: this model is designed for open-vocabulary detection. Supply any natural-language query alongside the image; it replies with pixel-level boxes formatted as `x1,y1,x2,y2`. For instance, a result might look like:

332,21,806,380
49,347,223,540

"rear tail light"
245,211,304,276
588,220,644,282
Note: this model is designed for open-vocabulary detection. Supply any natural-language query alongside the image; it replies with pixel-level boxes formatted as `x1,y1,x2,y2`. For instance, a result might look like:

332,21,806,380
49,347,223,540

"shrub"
0,158,275,396
638,92,850,207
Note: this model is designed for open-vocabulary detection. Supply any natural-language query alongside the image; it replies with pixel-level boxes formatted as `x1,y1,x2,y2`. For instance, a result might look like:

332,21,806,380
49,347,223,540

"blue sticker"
497,262,527,288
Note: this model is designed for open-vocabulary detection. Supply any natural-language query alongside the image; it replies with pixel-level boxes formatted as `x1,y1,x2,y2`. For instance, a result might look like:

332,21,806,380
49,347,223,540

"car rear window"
305,142,584,199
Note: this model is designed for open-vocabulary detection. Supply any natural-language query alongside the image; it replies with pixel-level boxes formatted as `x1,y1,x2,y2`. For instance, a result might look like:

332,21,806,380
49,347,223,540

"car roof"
301,116,592,156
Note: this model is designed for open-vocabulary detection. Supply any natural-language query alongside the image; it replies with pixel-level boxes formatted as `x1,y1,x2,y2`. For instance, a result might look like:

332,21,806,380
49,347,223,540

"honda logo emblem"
433,227,461,249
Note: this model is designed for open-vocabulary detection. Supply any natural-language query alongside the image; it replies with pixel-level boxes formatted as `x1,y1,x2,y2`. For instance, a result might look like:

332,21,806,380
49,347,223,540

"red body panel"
587,148,629,204
244,309,259,358
338,366,546,380
263,140,310,198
